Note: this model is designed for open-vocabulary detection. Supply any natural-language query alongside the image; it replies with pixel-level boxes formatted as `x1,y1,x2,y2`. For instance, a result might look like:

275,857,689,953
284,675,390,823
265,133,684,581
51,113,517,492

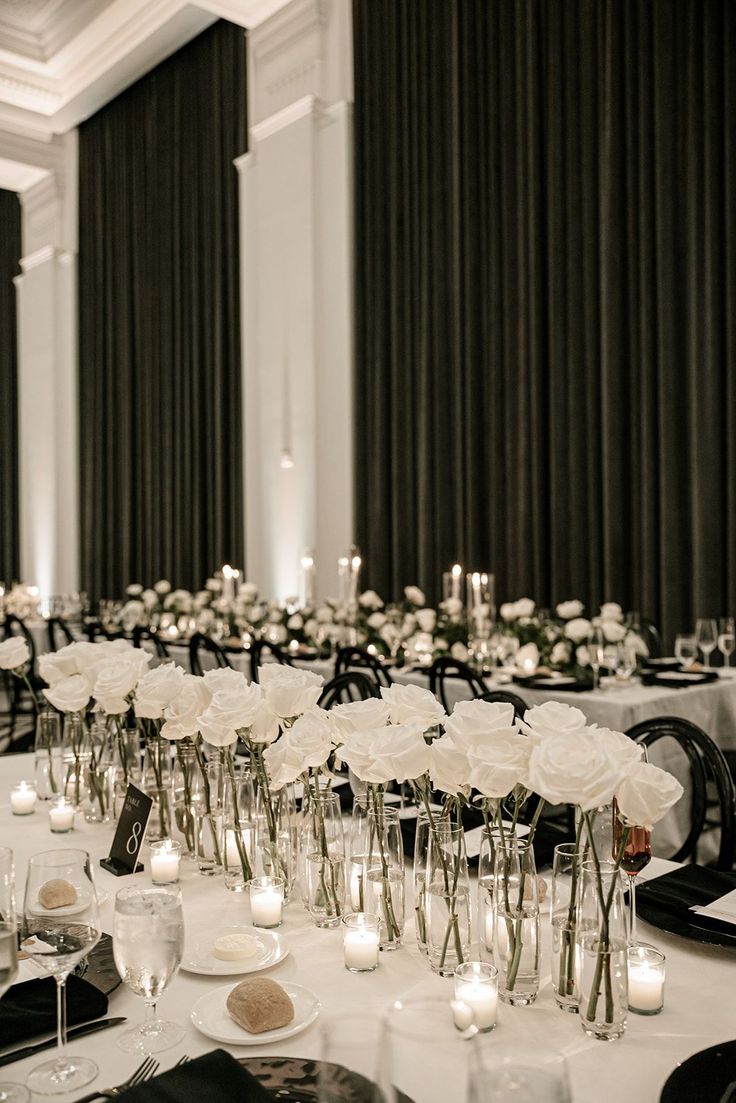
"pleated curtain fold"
0,187,20,586
353,0,736,645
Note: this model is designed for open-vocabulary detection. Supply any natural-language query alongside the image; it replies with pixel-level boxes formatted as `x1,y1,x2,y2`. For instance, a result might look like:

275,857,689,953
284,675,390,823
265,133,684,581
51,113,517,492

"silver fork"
70,1055,160,1102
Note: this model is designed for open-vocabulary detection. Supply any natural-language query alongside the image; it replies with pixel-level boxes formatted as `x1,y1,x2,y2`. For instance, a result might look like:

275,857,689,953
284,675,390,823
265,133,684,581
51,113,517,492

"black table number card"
100,784,153,876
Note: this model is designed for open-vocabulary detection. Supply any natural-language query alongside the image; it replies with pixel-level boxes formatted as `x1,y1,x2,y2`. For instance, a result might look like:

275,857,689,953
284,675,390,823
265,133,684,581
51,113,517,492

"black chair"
46,616,75,651
334,646,393,688
428,657,486,713
319,671,380,708
1,615,40,751
626,716,736,871
250,639,293,684
188,633,233,678
132,625,171,661
478,689,528,722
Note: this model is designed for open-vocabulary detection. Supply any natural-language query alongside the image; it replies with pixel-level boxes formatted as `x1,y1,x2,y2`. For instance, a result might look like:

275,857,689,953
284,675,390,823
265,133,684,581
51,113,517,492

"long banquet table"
2,752,736,1103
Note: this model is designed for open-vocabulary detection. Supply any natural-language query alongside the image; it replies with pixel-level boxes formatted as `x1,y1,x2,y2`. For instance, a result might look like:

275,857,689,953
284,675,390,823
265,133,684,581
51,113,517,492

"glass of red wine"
613,803,652,944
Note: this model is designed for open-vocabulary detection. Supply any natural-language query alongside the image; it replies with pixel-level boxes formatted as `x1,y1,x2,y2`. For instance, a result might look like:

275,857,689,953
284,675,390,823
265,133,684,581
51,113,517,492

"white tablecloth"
1,753,735,1103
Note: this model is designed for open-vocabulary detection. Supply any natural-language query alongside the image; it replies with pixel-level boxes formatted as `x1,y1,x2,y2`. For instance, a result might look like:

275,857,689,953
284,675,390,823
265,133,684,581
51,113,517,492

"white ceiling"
0,0,114,61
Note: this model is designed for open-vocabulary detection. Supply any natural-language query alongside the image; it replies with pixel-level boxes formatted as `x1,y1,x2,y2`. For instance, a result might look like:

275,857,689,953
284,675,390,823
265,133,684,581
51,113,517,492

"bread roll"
226,977,294,1034
38,879,78,910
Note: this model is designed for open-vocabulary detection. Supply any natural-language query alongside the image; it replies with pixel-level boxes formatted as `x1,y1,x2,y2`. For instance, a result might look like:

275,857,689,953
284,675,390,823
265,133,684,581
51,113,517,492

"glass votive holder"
627,945,665,1015
343,912,380,973
48,797,75,833
453,961,498,1033
149,839,182,885
248,876,284,928
10,781,37,815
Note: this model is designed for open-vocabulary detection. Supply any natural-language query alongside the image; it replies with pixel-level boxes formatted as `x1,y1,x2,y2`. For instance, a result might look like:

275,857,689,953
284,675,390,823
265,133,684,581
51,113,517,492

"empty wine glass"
0,849,31,1103
718,617,735,669
613,802,651,945
21,849,101,1095
469,1043,571,1102
112,886,184,1053
674,634,698,669
588,627,605,691
616,641,637,684
696,618,718,669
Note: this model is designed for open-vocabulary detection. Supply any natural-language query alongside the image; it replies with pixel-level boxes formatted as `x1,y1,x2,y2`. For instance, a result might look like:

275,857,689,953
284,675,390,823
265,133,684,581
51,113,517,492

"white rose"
0,637,30,671
513,598,535,618
205,577,222,592
380,683,446,730
499,603,516,621
520,701,588,743
249,702,280,745
429,735,471,795
339,723,431,784
287,614,304,631
154,579,172,595
316,605,334,624
281,708,336,769
592,727,645,770
304,618,319,638
516,642,539,670
134,663,185,720
262,737,305,789
615,761,684,827
556,600,584,620
330,697,392,737
44,674,90,714
367,611,387,630
450,642,469,661
93,658,145,714
239,582,259,602
404,586,426,607
576,645,590,667
600,603,623,622
267,624,288,645
161,675,212,740
401,614,417,637
203,682,262,734
38,645,79,684
416,609,436,633
434,637,449,652
627,631,649,658
527,731,627,811
202,668,250,694
260,665,324,719
250,604,266,622
358,590,384,610
601,619,626,643
467,730,532,798
142,589,158,609
564,617,592,644
444,597,463,618
550,641,571,666
126,583,143,596
380,624,399,646
444,699,516,747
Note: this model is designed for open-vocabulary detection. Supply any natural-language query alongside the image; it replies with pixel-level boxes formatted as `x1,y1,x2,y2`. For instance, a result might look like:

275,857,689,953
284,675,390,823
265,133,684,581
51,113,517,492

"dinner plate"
642,670,718,689
29,887,104,918
241,1057,415,1103
181,926,289,976
636,868,736,949
660,1039,736,1102
191,981,320,1045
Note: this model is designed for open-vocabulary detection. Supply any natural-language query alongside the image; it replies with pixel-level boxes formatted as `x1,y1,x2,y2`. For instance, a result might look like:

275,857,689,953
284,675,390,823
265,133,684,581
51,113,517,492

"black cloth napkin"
117,1050,273,1103
0,974,108,1047
638,865,736,937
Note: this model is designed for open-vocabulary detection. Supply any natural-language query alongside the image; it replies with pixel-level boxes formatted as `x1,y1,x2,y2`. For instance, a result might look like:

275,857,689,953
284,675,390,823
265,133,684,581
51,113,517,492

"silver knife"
0,1017,127,1068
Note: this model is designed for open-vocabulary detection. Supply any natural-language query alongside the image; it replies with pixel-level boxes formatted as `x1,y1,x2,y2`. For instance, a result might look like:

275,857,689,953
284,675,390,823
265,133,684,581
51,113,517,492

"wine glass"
616,640,637,684
695,618,718,669
674,634,697,669
0,849,31,1103
613,803,651,946
718,617,735,669
112,886,184,1053
21,849,100,1095
588,627,605,691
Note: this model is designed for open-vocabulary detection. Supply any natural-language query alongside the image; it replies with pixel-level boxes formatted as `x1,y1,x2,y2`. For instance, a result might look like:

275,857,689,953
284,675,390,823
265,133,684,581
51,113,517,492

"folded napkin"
0,975,108,1047
691,887,736,925
117,1050,273,1103
638,865,736,936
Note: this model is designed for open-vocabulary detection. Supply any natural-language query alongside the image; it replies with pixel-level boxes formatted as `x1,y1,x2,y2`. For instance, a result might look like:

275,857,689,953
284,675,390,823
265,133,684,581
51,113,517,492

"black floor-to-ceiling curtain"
0,188,20,585
78,20,246,600
353,0,736,645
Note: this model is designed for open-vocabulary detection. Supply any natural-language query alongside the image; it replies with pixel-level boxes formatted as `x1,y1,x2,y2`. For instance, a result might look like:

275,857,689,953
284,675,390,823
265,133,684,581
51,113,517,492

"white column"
14,131,79,598
238,0,354,602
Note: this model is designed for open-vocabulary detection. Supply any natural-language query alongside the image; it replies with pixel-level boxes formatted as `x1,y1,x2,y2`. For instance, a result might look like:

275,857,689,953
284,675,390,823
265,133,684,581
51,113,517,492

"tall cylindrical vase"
577,860,628,1041
304,790,345,928
493,837,540,1006
426,821,471,976
360,802,405,950
551,842,582,1013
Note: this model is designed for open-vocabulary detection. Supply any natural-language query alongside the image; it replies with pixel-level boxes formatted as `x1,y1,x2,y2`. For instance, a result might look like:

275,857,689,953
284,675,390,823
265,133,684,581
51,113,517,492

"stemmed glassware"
718,617,735,669
21,849,101,1095
0,849,31,1103
588,627,605,690
674,634,697,669
112,885,184,1053
613,803,651,945
695,618,718,669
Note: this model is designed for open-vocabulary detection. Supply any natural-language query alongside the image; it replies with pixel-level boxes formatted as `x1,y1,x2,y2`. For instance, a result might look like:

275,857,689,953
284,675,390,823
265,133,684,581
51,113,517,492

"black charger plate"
661,1040,736,1102
637,868,736,949
242,1056,414,1102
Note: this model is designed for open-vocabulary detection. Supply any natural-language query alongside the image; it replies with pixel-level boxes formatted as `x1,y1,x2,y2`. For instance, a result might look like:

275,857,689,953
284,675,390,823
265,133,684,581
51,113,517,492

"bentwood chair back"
640,618,663,659
188,632,232,678
46,616,76,651
626,716,736,870
1,615,39,749
132,625,171,661
319,671,380,708
478,689,528,721
428,657,486,714
250,639,293,684
334,646,393,688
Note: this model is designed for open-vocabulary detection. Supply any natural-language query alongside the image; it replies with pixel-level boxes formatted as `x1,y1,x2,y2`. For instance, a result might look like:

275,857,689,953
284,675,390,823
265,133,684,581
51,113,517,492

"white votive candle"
150,839,181,884
11,781,37,815
48,797,74,832
454,962,498,1032
249,876,284,928
343,913,380,972
628,945,665,1014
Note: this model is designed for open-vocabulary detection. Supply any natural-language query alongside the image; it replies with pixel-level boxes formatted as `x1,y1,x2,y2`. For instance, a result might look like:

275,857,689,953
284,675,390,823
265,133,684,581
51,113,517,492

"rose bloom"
330,697,391,737
564,617,592,644
444,699,516,747
556,599,584,620
600,602,624,622
526,730,628,811
358,590,384,611
134,663,185,720
520,701,587,743
499,602,516,621
429,734,471,795
416,609,437,633
44,674,91,714
615,761,683,827
404,586,426,607
93,657,148,715
339,723,431,784
161,675,212,740
0,636,30,671
260,665,324,719
380,683,446,730
467,730,532,799
513,598,535,618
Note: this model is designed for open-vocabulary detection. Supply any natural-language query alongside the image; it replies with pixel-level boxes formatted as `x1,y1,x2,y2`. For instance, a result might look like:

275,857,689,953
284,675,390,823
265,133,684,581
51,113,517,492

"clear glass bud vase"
304,790,345,928
62,714,89,809
551,842,582,1013
477,826,506,962
577,860,628,1041
426,821,471,976
194,761,225,876
359,803,405,950
255,785,295,899
493,837,541,1005
34,710,62,800
82,719,115,824
172,741,202,856
223,767,256,892
412,809,432,954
